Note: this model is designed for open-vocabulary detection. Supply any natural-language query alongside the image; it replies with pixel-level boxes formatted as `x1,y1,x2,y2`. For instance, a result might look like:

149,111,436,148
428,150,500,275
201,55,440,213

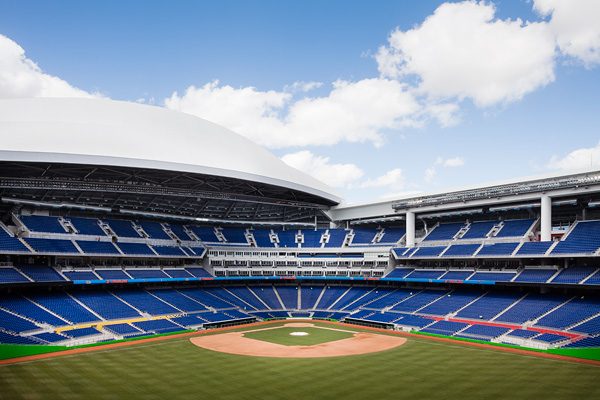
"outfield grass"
242,326,354,346
1,321,599,400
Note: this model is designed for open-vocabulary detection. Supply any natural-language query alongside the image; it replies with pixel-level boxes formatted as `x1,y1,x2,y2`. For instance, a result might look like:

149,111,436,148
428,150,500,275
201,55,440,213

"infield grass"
1,321,599,400
242,326,354,346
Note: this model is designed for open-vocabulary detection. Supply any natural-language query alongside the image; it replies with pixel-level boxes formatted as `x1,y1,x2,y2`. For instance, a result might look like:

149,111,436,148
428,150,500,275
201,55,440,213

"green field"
242,326,354,346
1,321,599,400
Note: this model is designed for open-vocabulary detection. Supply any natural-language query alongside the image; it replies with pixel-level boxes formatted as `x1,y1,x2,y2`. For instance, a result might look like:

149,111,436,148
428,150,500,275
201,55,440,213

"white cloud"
380,190,423,200
284,81,323,93
376,1,556,107
425,166,437,183
281,150,364,188
547,141,600,170
0,34,99,98
534,0,600,67
165,78,420,149
425,156,465,182
359,168,405,190
443,157,466,167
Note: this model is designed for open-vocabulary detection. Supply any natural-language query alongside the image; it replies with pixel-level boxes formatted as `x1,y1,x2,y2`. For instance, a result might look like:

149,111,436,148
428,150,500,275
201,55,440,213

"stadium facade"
1,98,599,351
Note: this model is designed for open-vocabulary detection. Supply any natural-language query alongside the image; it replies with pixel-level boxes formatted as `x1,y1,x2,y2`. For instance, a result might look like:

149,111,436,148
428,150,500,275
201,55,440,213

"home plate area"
189,322,407,358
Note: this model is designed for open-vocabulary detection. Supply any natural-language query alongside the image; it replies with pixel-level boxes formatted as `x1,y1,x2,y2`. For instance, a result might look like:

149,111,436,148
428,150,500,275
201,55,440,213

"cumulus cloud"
534,0,600,67
547,141,600,170
376,1,556,107
359,168,405,190
284,81,323,93
380,190,423,200
0,34,99,98
425,156,466,182
281,150,364,188
165,78,420,148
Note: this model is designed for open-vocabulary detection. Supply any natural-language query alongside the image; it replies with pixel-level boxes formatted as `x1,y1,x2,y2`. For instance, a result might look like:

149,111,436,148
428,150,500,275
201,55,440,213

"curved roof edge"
0,98,343,205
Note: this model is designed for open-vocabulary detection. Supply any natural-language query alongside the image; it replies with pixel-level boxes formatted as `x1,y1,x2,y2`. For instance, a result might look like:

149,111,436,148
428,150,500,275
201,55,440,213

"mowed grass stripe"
242,327,354,346
1,322,599,399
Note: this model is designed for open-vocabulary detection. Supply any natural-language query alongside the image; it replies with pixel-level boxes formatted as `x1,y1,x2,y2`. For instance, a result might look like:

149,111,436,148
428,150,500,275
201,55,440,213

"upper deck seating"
411,246,447,258
459,221,497,240
185,267,212,277
17,264,65,282
476,242,519,256
439,270,473,280
103,219,142,238
300,229,325,248
324,229,348,248
551,221,600,255
164,269,194,278
0,228,30,253
167,224,195,241
515,241,553,256
494,219,536,238
76,240,120,255
405,270,445,279
385,268,414,278
187,226,220,242
0,267,30,282
95,269,130,280
126,269,170,279
151,245,187,257
585,269,600,284
18,215,67,234
276,229,298,248
442,244,480,257
378,228,406,245
350,229,379,245
219,228,248,244
468,271,516,281
422,222,465,242
137,221,172,240
513,269,556,283
24,238,80,254
67,217,107,236
62,270,98,281
550,266,597,284
251,229,275,247
115,242,155,256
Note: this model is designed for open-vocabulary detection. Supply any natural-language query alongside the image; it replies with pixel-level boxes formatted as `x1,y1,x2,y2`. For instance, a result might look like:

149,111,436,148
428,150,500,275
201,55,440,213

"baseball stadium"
1,98,599,399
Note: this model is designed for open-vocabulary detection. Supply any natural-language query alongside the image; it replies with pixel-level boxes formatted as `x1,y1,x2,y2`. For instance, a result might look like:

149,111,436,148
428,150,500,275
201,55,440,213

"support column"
406,210,415,247
540,195,552,242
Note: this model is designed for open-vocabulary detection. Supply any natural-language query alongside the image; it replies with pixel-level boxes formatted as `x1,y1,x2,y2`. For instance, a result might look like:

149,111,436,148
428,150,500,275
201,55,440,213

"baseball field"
1,320,599,399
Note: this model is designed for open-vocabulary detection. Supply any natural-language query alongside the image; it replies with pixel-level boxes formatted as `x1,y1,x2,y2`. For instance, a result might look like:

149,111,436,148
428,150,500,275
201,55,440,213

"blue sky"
1,0,599,204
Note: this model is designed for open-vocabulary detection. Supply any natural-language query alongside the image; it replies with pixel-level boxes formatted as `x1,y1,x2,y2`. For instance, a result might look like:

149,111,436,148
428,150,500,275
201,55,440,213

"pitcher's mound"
190,323,407,358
